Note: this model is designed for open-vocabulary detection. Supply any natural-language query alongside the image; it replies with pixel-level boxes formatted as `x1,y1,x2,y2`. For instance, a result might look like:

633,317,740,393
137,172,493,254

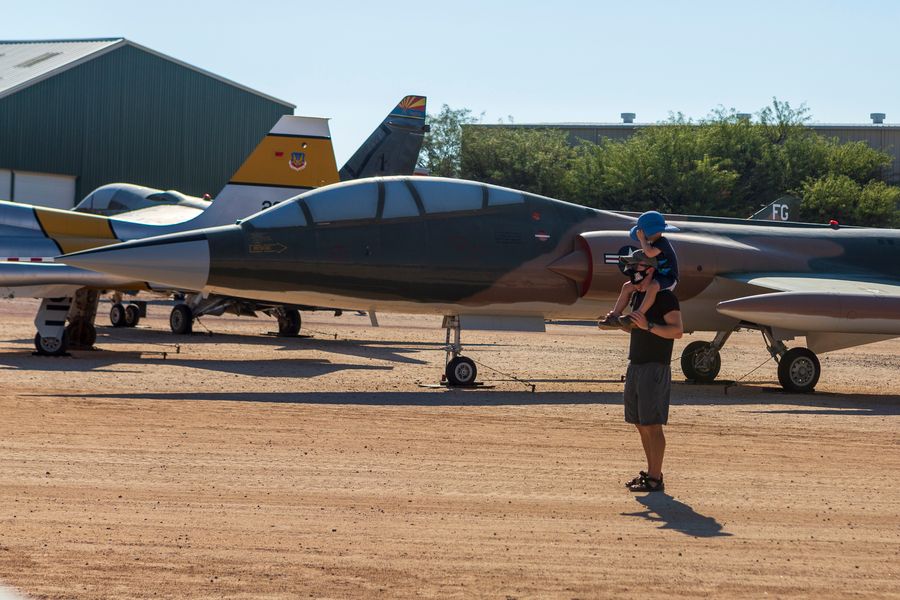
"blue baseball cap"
629,210,680,240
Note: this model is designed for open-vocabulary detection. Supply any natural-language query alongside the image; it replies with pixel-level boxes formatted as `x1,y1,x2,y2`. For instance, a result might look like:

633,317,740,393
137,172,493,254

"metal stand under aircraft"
680,324,821,393
442,316,478,386
33,297,73,355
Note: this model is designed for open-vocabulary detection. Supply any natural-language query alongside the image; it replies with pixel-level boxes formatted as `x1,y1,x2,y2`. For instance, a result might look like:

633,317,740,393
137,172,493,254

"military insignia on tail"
289,151,307,171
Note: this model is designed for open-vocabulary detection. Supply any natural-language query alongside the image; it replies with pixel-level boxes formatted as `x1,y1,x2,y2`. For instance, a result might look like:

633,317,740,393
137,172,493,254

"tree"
800,175,900,227
460,127,577,198
451,98,898,226
418,105,480,177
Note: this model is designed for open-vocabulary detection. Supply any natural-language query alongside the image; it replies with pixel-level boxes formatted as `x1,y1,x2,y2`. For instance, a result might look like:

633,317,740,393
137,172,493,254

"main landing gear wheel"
169,304,194,335
446,356,477,387
109,303,127,327
277,308,301,337
65,319,97,349
124,304,141,327
777,347,820,393
681,340,721,382
34,332,67,356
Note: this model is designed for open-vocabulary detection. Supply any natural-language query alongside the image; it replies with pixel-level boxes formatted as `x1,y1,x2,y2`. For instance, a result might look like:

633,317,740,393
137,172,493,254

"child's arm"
636,230,661,257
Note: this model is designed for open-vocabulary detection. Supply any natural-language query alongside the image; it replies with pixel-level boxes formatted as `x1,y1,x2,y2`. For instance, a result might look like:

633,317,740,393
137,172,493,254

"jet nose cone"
62,232,210,291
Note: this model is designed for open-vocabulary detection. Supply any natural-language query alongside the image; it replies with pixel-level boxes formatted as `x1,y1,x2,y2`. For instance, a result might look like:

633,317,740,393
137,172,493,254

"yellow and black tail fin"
195,116,340,226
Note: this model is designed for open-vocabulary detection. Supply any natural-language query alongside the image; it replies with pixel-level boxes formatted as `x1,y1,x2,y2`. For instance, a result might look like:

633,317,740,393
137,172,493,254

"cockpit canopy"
75,183,206,216
244,176,525,230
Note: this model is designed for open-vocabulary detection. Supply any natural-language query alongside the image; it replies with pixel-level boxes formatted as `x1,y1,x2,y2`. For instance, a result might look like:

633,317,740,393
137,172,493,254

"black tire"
124,304,141,327
681,340,721,382
446,356,477,387
109,303,127,327
277,308,302,336
34,332,67,356
65,320,97,349
777,347,820,393
169,304,193,335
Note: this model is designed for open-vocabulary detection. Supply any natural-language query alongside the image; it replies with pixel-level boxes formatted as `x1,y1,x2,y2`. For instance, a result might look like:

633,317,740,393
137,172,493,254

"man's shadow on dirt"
622,493,731,538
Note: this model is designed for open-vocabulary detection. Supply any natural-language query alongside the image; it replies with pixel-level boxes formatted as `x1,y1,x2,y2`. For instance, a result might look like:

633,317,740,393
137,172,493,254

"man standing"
614,250,683,492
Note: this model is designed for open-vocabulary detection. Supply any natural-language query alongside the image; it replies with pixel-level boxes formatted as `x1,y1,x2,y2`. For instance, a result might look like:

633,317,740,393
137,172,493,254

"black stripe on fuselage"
376,180,385,219
226,182,317,190
31,207,63,255
266,133,331,140
298,200,314,225
402,179,426,215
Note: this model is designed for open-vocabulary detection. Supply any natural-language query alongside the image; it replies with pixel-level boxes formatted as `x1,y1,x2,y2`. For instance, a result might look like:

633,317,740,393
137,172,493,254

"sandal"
624,471,648,488
627,474,664,493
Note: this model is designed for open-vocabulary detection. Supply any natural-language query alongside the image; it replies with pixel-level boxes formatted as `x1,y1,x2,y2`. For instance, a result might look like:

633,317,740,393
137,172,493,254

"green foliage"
460,127,576,197
800,175,900,227
449,98,897,226
418,105,480,177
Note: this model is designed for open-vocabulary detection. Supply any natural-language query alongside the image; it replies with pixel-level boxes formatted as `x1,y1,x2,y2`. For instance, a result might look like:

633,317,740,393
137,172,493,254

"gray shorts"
624,362,671,426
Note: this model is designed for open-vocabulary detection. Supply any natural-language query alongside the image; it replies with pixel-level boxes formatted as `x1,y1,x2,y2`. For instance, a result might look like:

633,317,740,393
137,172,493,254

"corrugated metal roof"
0,38,121,98
0,38,294,107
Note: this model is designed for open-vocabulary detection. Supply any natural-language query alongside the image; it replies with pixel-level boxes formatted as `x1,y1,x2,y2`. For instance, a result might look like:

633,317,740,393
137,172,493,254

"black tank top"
628,290,680,364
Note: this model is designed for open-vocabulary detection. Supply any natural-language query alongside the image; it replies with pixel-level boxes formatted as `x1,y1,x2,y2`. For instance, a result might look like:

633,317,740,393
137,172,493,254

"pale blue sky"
5,1,900,164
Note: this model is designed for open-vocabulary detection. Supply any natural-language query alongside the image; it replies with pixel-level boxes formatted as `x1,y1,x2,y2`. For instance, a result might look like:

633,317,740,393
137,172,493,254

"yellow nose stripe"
34,208,119,254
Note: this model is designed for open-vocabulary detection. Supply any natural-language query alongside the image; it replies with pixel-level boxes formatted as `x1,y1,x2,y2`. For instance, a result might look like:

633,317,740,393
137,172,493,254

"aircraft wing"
723,274,900,296
716,273,900,352
0,261,148,290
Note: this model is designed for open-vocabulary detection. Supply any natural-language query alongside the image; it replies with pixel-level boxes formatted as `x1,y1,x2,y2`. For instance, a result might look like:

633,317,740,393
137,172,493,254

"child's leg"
635,279,660,315
610,281,636,316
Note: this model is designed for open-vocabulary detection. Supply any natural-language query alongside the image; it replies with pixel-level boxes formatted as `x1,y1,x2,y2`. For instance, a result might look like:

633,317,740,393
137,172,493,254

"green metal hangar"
0,38,294,208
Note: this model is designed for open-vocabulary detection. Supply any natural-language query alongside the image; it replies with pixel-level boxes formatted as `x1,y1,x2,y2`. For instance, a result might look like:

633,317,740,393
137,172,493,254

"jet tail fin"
339,95,428,181
191,116,340,228
749,195,800,222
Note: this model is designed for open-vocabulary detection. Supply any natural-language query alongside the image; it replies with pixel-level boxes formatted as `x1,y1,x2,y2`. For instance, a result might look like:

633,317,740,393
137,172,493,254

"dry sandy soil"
0,297,898,599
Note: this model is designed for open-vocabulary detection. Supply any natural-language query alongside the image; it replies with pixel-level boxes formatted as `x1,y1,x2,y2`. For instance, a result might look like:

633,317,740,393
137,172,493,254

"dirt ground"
0,297,898,599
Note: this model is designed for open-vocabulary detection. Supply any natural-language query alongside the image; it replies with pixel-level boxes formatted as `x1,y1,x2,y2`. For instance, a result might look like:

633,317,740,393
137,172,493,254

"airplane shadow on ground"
622,493,732,538
32,387,900,413
0,354,391,379
45,390,626,407
5,327,512,367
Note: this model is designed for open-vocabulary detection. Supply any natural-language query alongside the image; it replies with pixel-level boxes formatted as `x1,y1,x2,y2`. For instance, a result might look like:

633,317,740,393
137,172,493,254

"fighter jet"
1,96,428,352
61,176,900,392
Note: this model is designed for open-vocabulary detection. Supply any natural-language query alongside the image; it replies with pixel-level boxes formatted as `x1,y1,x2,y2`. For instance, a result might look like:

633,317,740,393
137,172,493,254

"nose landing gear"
441,316,478,386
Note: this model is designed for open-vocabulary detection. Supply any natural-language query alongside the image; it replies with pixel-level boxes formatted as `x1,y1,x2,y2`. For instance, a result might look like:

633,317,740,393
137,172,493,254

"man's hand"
628,311,650,331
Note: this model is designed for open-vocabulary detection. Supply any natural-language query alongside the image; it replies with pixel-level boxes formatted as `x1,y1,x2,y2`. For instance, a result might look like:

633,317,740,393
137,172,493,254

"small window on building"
15,52,61,68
